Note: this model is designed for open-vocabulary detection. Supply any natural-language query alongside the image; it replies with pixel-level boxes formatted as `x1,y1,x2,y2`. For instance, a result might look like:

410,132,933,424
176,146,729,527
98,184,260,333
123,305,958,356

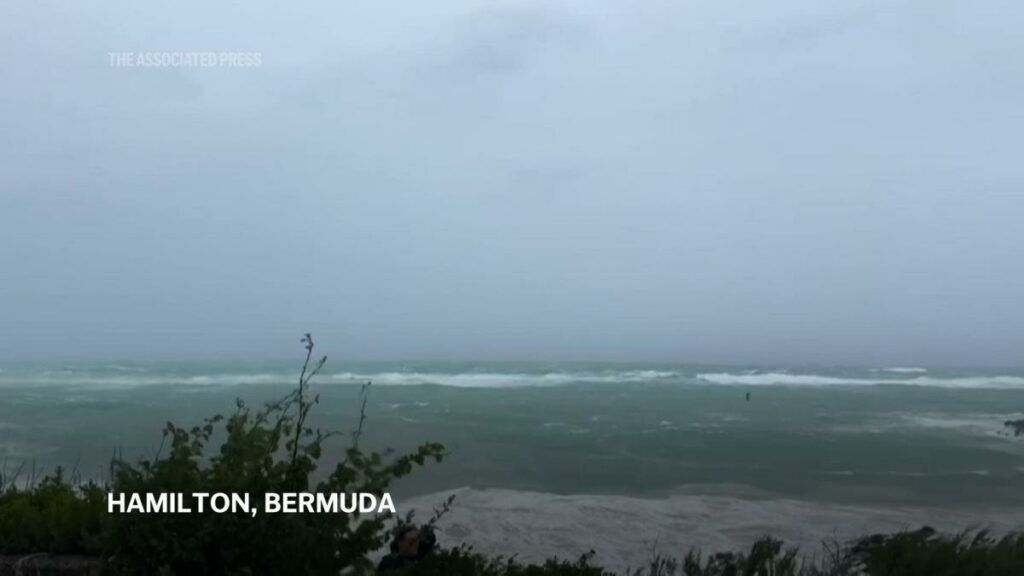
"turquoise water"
2,362,1023,506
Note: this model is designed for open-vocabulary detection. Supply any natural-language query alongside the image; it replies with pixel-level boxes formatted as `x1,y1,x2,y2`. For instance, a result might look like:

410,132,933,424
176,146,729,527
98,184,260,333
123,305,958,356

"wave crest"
329,370,677,388
696,372,1024,389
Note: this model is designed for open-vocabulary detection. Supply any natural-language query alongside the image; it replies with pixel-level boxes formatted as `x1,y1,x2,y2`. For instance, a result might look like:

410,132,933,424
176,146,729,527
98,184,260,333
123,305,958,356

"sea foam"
328,370,677,388
696,372,1024,389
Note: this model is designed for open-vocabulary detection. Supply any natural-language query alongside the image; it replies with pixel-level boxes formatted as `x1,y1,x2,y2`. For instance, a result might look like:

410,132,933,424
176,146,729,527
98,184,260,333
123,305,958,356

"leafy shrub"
397,546,614,576
850,527,1024,576
1004,419,1024,437
0,334,445,575
0,468,106,555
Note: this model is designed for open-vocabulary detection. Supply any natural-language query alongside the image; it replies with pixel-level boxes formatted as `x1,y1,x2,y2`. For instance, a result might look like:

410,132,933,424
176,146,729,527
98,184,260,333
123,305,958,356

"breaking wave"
881,367,928,374
0,372,290,388
329,370,677,388
0,368,679,389
4,365,1023,390
696,372,1024,389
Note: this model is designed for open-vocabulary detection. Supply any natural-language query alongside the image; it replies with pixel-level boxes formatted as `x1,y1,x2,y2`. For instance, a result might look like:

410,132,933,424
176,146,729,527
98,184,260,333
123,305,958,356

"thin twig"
291,333,315,464
352,381,371,449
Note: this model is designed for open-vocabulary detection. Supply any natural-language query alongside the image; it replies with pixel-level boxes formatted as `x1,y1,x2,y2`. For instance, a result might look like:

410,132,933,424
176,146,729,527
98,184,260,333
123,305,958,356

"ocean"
2,361,1023,508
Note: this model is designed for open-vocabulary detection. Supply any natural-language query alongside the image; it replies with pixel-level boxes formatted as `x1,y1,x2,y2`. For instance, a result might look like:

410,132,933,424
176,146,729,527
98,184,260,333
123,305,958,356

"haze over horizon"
2,0,1022,365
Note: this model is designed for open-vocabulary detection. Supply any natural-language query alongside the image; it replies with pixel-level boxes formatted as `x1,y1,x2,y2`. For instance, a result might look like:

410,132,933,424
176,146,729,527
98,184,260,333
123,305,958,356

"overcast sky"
1,0,1022,365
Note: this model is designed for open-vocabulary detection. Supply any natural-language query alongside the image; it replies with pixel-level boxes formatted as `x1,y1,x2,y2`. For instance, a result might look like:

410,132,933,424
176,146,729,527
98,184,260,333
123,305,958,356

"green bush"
0,468,106,555
0,334,445,575
850,527,1024,576
406,546,614,576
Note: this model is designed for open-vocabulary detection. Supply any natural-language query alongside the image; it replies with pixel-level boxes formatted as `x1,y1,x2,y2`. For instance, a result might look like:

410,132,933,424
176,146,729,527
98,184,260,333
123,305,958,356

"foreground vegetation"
413,529,1024,575
0,335,444,574
2,336,1023,574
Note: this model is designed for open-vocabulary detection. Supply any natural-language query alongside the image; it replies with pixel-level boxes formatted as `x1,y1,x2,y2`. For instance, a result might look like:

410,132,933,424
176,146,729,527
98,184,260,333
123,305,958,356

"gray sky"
1,0,1022,365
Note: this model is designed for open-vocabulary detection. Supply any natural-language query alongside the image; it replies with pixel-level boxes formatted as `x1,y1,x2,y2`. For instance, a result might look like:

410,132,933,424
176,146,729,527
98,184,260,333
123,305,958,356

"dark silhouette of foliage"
0,334,445,575
1004,419,1024,437
0,467,106,555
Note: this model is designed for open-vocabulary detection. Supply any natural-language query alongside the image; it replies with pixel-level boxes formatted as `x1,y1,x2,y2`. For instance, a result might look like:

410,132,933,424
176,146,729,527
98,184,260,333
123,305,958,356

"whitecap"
328,370,677,388
882,367,928,374
696,372,1024,389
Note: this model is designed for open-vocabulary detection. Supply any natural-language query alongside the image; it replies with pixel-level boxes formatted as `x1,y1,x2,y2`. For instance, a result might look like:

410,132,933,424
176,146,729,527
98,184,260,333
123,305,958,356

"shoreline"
401,487,1024,573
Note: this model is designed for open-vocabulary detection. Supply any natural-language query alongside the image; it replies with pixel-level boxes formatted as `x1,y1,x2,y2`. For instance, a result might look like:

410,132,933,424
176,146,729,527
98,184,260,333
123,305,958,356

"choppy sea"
2,362,1024,506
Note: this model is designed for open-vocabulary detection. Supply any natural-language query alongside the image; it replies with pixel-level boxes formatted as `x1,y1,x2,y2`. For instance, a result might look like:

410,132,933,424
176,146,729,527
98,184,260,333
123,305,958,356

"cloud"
1,0,1023,364
724,2,887,53
444,6,587,76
